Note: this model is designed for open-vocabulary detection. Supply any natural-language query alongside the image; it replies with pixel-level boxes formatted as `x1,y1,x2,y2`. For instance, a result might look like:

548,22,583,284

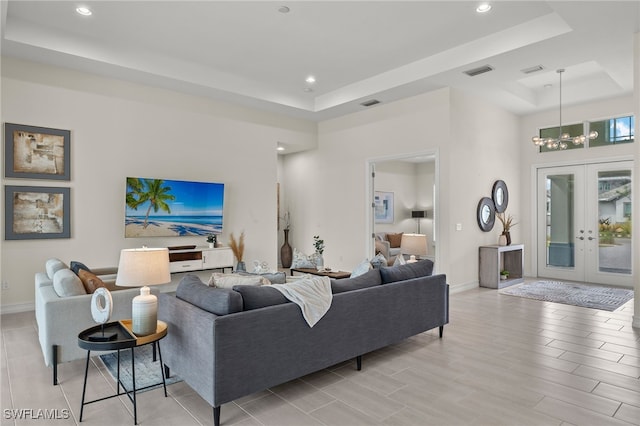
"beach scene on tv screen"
125,177,224,238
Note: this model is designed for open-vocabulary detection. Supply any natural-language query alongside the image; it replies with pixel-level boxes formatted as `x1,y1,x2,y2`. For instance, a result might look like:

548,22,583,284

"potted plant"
500,269,509,280
206,234,217,248
229,232,245,271
313,235,325,270
497,212,517,245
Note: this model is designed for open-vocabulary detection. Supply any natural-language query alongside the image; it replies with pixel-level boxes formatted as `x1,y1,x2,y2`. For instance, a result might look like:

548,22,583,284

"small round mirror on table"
492,180,509,213
477,197,496,232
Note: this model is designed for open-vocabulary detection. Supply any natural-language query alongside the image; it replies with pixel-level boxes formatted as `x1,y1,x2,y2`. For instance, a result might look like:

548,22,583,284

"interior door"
537,161,633,286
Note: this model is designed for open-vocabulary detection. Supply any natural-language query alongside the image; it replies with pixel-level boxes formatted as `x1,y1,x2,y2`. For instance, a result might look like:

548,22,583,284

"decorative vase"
502,231,512,245
315,253,324,271
208,243,214,249
280,229,292,268
498,234,507,246
236,261,246,272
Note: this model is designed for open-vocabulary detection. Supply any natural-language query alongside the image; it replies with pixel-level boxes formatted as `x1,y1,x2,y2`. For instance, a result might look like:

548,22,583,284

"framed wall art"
374,191,394,224
4,123,71,180
5,186,71,240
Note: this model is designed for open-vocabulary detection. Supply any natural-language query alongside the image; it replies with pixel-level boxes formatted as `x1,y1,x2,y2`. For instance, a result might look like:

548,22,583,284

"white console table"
479,244,524,289
168,246,234,273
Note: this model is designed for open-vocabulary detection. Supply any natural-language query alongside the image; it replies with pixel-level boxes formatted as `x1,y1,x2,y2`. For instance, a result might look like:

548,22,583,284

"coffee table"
290,267,351,279
78,319,168,424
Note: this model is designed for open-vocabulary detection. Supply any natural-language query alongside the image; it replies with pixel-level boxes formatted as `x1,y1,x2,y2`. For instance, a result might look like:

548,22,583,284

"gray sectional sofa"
158,260,448,426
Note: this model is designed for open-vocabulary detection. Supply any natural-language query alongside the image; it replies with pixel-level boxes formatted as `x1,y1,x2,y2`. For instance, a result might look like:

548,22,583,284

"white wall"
373,160,421,235
283,87,521,292
1,57,316,310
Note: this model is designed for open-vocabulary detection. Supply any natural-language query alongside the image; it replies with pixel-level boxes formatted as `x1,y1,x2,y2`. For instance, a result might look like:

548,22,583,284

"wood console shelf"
479,244,524,289
168,246,234,273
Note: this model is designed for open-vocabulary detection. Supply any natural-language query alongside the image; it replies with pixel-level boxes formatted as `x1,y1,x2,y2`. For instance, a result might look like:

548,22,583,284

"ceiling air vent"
463,65,493,77
360,99,381,107
521,65,545,74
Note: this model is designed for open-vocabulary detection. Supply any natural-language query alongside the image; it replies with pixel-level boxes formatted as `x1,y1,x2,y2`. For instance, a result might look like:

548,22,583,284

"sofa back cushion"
53,268,87,297
232,285,289,311
176,274,243,316
46,258,68,280
331,268,382,294
379,259,434,284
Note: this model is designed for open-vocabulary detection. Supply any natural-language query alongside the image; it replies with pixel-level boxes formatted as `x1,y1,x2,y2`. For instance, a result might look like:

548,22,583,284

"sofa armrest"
158,293,217,406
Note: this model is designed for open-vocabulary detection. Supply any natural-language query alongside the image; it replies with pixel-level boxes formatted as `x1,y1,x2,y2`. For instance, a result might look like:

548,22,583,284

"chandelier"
532,69,598,150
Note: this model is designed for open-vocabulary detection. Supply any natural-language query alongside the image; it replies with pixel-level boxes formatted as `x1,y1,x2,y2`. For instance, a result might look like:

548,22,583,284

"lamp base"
407,255,418,264
131,286,158,336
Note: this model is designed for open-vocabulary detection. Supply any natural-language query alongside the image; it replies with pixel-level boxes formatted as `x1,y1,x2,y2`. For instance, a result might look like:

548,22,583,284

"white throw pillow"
291,248,316,269
393,254,407,266
350,259,372,278
46,258,68,280
208,273,269,289
53,269,87,297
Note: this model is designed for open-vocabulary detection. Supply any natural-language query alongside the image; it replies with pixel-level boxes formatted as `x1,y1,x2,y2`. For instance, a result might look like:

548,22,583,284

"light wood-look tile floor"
1,285,638,426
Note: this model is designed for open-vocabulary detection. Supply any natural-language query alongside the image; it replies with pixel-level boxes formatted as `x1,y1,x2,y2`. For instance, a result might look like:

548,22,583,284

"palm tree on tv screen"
126,178,175,228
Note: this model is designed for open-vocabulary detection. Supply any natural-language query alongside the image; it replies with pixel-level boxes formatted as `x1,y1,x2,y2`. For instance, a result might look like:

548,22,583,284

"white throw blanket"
272,275,333,327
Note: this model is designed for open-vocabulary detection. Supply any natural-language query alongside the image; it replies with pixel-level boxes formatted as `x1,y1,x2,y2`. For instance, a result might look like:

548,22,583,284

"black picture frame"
477,197,495,232
5,186,71,240
492,180,509,213
4,123,71,180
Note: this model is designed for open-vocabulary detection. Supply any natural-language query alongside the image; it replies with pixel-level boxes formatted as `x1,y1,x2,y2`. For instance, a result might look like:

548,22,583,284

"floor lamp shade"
400,233,428,263
116,247,170,335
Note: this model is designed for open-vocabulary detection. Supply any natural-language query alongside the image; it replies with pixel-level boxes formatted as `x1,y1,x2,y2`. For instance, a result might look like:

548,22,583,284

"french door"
537,161,633,286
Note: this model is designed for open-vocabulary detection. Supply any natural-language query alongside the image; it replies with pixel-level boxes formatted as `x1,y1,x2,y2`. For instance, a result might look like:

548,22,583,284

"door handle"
587,237,595,241
577,236,584,240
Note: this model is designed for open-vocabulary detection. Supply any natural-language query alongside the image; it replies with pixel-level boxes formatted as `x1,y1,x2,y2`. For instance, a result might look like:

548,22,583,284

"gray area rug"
499,280,634,311
99,344,182,392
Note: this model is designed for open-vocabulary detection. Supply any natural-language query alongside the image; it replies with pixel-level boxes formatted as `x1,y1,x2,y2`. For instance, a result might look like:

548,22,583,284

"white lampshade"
400,233,428,257
116,247,170,335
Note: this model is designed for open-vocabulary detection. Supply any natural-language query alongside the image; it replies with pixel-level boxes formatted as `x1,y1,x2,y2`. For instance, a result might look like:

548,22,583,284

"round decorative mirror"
492,180,509,213
477,197,496,232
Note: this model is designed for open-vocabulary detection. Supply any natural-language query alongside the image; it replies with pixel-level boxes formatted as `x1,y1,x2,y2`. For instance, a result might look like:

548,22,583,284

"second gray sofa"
158,260,448,426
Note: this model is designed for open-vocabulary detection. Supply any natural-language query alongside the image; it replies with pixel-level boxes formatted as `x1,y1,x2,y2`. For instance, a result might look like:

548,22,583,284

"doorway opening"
367,151,438,267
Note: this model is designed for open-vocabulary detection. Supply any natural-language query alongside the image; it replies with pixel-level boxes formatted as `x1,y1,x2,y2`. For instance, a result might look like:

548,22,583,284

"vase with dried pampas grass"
229,231,246,271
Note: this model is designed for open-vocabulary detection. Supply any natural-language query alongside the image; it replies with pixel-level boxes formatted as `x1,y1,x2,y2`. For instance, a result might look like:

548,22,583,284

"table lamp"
400,233,428,263
116,247,170,335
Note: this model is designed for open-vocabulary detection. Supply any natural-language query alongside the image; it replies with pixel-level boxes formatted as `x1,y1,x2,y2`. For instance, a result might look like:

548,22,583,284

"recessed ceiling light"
305,76,316,84
278,6,290,14
277,146,285,151
476,3,492,13
76,6,92,16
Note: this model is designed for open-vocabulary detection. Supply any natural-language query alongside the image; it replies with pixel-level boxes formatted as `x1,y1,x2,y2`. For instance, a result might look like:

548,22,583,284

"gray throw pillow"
70,261,92,276
331,268,382,294
52,269,87,297
176,274,243,316
232,285,289,311
379,259,434,284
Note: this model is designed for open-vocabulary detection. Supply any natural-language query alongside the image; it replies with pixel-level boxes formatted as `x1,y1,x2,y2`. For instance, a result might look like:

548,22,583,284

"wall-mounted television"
125,177,224,238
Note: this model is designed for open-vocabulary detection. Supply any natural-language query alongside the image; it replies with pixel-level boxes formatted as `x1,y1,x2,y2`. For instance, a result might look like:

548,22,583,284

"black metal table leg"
131,347,137,425
157,342,167,397
79,349,91,422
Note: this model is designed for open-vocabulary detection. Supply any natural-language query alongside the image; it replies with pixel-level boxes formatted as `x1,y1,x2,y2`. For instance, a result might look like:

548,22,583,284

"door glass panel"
546,174,575,267
597,170,632,274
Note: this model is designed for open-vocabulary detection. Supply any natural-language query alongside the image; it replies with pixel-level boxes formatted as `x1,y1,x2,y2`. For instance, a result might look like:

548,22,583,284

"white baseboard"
449,280,478,294
0,302,35,314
